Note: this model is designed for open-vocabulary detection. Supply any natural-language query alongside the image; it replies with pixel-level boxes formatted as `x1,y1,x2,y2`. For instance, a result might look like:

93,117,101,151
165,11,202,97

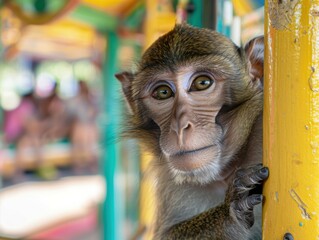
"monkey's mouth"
169,144,219,171
172,145,216,157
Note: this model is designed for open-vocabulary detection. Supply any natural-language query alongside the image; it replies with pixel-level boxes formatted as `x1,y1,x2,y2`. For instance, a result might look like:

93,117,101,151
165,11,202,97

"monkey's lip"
172,144,216,157
169,144,218,171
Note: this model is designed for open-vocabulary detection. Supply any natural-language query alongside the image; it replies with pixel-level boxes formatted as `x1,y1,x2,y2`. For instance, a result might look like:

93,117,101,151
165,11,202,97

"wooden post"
263,0,319,239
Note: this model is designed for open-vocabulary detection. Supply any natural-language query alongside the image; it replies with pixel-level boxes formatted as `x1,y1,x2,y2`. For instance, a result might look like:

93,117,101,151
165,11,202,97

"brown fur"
117,24,266,239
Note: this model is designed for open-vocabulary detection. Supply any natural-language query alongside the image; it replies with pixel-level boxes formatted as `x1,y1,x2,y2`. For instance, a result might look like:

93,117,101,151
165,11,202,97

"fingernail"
259,167,269,175
255,195,263,202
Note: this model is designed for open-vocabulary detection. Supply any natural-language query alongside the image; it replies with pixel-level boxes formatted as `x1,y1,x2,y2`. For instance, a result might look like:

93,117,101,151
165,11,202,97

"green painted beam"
7,1,119,31
70,4,119,32
101,31,122,240
12,0,68,13
123,3,145,31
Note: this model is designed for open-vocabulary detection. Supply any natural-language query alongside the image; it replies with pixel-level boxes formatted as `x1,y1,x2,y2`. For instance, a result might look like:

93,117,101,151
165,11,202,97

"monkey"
116,24,268,239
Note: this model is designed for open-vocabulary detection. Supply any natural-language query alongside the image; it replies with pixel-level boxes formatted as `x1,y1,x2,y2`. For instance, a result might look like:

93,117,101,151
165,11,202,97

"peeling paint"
311,141,319,149
289,189,311,220
311,141,319,155
275,191,279,202
309,66,318,92
268,0,299,30
311,6,319,17
292,153,302,165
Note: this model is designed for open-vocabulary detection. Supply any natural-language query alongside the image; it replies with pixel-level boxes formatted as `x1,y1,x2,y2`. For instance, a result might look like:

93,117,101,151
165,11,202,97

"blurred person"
37,82,70,142
32,81,71,179
66,80,99,173
15,82,66,180
3,91,36,145
3,91,43,180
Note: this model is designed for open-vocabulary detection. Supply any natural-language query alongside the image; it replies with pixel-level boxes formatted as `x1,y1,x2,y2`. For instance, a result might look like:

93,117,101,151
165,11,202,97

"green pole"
101,31,122,240
187,0,203,27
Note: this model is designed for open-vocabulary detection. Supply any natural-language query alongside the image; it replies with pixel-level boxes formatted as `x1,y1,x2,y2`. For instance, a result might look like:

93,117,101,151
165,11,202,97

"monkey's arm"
163,165,268,240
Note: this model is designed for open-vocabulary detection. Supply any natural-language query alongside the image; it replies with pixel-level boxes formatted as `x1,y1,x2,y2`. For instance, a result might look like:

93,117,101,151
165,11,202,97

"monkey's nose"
172,121,193,147
182,123,192,131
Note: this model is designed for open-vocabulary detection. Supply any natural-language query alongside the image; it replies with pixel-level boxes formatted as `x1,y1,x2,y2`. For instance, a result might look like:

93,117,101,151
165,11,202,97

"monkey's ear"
115,71,135,114
244,36,264,86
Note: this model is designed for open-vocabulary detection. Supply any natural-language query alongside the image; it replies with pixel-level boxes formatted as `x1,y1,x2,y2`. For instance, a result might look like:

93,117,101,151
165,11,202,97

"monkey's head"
116,24,264,185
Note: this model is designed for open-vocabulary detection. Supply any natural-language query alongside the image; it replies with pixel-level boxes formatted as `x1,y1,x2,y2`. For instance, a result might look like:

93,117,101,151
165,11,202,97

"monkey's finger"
234,167,268,193
230,194,262,229
234,194,263,212
244,212,255,229
235,164,268,180
235,163,263,177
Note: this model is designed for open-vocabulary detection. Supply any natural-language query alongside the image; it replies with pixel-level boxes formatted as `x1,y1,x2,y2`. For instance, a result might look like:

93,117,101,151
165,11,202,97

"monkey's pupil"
194,77,212,90
200,80,209,85
160,89,168,95
153,86,172,100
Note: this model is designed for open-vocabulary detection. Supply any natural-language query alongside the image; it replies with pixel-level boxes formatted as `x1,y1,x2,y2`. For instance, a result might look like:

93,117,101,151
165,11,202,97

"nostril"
183,123,192,131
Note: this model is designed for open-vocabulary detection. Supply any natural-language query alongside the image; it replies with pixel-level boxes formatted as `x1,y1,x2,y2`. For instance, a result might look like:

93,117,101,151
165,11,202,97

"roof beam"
70,4,119,32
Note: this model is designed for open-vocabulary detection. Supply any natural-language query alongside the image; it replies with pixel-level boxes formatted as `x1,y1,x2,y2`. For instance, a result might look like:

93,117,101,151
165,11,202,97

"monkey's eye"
152,85,174,100
190,76,213,91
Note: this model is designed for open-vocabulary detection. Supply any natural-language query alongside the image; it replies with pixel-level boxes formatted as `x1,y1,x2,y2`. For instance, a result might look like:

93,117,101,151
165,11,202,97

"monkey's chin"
167,145,223,185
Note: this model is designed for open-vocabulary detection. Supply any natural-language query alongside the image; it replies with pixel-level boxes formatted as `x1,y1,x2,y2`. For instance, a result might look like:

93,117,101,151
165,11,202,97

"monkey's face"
137,64,225,183
117,24,260,185
134,48,248,185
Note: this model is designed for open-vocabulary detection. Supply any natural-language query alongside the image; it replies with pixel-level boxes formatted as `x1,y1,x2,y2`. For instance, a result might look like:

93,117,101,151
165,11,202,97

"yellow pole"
263,0,319,239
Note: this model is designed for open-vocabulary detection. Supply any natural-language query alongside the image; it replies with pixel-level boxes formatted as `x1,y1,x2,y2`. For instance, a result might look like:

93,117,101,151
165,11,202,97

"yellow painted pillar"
263,0,319,239
144,0,176,49
139,1,175,238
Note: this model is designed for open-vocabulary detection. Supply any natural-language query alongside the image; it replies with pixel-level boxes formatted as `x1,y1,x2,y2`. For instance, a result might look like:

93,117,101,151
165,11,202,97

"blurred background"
0,0,264,239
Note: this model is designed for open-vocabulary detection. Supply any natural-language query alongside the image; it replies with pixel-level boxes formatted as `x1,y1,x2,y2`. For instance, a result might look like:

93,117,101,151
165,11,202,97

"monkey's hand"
226,164,269,230
163,165,268,240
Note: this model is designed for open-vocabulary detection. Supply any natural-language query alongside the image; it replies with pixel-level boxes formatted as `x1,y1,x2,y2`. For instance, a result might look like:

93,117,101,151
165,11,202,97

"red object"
29,210,98,240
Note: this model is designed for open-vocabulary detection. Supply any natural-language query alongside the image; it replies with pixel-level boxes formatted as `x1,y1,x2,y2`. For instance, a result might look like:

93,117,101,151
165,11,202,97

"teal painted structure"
70,4,118,32
187,0,203,27
216,0,231,37
101,31,122,240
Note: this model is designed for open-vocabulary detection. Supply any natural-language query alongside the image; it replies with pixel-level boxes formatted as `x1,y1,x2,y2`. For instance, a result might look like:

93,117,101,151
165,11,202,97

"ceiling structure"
1,0,145,60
